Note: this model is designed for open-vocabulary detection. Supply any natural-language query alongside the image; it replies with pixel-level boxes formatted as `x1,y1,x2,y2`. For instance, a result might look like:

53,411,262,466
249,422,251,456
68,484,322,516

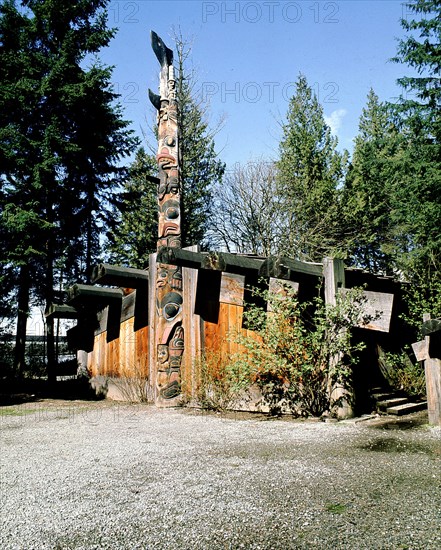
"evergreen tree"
389,0,441,321
0,0,138,378
277,74,348,262
342,90,400,274
106,148,157,269
392,0,441,139
174,34,225,248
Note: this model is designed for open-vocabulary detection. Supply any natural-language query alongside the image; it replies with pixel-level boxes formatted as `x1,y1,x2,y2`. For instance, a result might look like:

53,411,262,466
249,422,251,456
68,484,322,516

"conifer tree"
106,148,158,269
0,0,138,378
278,74,348,261
389,0,441,321
342,90,399,274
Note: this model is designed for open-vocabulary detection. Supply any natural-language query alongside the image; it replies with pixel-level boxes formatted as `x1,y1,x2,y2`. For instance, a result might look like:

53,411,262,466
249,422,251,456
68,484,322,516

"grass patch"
0,407,39,417
325,502,347,514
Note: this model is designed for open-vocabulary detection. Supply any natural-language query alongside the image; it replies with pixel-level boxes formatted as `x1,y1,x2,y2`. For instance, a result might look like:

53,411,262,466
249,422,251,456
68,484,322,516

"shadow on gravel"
366,411,430,431
0,377,105,406
358,437,438,455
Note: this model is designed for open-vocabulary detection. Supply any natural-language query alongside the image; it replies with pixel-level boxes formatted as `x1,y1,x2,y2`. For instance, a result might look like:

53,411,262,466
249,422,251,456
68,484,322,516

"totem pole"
149,32,184,402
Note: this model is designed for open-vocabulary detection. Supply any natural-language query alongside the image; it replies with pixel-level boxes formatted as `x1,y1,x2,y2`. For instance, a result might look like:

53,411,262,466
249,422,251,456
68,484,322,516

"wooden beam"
279,257,323,278
91,263,148,288
157,247,207,269
323,257,352,419
45,304,78,319
67,284,123,306
146,175,160,185
205,252,265,273
423,313,441,426
157,248,266,274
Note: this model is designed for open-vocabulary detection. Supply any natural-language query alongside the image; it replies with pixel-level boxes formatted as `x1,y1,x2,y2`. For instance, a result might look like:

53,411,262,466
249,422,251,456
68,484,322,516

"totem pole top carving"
148,31,180,245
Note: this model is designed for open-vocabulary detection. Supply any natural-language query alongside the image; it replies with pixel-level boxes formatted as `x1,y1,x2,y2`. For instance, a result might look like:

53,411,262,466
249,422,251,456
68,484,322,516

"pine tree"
342,90,399,274
278,74,348,261
106,148,158,269
174,34,226,248
0,0,138,378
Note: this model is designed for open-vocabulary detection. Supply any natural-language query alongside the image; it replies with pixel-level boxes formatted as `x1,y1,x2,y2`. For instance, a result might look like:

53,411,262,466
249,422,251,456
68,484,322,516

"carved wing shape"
151,30,173,67
148,89,161,110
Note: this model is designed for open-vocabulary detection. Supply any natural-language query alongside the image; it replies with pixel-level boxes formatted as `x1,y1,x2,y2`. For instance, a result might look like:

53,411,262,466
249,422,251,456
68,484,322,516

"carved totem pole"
149,32,184,402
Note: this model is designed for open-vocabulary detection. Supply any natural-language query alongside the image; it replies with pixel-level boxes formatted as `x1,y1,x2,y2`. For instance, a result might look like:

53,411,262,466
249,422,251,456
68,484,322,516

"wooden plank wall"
88,313,149,379
202,273,257,374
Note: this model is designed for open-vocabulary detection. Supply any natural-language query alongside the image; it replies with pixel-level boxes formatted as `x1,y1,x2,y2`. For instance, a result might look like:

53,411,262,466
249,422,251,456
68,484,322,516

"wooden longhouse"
46,248,413,417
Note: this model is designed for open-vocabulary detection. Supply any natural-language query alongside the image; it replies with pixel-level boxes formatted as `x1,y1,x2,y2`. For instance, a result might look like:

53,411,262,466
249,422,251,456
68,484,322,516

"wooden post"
423,314,441,427
323,257,353,419
149,31,183,406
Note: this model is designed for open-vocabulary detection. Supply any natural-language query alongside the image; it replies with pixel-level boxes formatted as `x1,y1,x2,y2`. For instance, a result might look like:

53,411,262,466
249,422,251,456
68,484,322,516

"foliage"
325,502,348,514
0,330,14,378
188,350,245,412
401,273,441,333
173,32,226,248
227,282,371,417
342,90,400,274
0,0,137,376
378,347,426,397
106,147,158,268
391,0,441,138
388,0,441,295
277,74,349,262
110,376,152,404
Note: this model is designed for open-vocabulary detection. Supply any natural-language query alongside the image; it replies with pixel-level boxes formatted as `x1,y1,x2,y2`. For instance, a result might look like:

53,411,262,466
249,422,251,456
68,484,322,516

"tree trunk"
13,265,30,377
45,183,56,386
46,241,56,386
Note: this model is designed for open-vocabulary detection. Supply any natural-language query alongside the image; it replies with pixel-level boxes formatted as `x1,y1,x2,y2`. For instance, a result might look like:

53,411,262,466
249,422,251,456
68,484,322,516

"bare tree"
208,159,283,256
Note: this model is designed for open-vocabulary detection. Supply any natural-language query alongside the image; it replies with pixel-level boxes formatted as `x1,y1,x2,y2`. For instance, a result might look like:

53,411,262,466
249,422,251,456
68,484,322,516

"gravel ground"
1,400,440,550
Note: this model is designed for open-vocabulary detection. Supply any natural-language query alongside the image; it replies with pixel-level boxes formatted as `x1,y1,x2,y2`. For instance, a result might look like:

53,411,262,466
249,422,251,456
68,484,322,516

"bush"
226,282,373,417
378,347,426,398
188,350,245,412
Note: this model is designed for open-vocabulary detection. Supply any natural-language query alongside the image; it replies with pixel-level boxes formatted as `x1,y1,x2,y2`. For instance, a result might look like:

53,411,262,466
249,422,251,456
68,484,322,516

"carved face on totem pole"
149,31,184,402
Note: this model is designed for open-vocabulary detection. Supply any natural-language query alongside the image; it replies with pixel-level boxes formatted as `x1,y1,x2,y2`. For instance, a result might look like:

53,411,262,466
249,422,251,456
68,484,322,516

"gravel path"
1,400,440,550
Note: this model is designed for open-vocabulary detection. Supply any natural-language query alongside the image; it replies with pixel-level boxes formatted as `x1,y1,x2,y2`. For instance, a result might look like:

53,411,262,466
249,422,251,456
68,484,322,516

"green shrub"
378,347,426,397
226,283,373,417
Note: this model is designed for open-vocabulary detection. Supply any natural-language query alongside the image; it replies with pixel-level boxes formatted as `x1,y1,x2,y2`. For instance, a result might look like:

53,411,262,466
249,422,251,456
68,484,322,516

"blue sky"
100,0,414,167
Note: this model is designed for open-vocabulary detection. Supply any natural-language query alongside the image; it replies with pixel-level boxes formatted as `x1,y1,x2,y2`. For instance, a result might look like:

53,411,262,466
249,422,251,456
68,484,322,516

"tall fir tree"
106,148,158,269
174,34,225,248
392,0,441,139
0,0,138,378
277,74,348,262
342,90,400,274
389,0,441,322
